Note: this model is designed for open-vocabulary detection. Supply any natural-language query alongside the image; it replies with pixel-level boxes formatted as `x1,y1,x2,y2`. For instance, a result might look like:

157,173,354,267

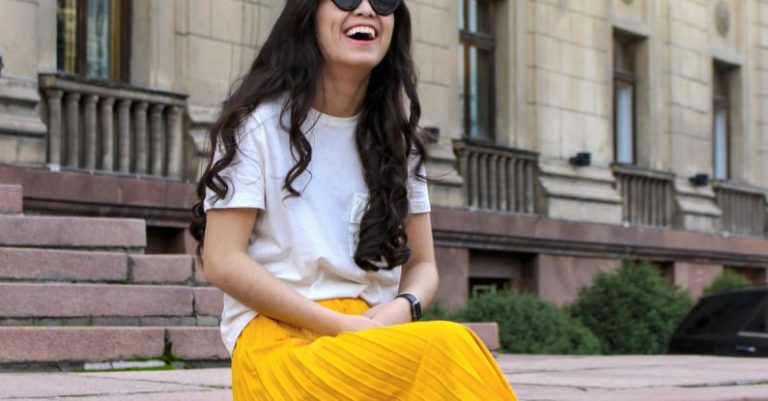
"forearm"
205,252,343,335
398,261,439,310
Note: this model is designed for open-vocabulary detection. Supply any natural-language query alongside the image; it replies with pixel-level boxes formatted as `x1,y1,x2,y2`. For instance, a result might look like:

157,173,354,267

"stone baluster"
488,153,498,210
478,153,488,209
499,157,508,211
469,152,479,208
150,104,166,175
133,101,149,174
99,97,115,171
117,99,132,173
458,149,470,207
516,159,526,213
83,94,99,169
167,106,184,178
45,89,64,166
507,157,517,212
65,92,81,167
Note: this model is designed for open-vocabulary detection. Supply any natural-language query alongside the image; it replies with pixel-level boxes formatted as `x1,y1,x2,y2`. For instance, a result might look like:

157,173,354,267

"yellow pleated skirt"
231,296,519,400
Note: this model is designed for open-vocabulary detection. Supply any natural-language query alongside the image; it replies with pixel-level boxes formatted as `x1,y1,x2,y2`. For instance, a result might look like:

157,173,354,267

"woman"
190,0,519,399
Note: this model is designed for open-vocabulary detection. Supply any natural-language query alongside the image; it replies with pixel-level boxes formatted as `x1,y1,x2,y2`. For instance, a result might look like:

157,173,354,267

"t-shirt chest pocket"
348,191,370,257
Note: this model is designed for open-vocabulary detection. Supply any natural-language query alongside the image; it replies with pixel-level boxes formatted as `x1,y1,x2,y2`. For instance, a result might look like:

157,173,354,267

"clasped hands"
361,296,412,326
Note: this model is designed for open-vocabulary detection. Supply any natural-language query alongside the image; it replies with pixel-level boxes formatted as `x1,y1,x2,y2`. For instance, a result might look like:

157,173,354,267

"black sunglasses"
331,0,401,16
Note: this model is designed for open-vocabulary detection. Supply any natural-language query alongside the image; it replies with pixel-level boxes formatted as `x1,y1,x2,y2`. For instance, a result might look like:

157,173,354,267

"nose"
353,0,375,17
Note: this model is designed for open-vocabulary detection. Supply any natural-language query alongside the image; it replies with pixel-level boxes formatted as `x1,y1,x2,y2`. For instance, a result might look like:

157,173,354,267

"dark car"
668,285,768,357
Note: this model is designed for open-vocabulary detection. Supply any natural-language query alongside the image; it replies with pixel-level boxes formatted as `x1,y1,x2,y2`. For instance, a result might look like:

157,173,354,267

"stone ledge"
0,215,146,249
0,283,194,317
462,322,500,351
0,327,165,363
0,184,22,214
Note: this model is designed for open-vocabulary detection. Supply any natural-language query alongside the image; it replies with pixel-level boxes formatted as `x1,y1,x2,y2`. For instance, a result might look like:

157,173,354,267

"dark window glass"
459,0,495,143
713,63,731,180
742,302,768,333
613,35,637,164
56,0,131,82
681,292,764,336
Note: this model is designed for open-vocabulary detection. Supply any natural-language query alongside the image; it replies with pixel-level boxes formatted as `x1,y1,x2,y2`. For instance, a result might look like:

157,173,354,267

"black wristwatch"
395,292,422,322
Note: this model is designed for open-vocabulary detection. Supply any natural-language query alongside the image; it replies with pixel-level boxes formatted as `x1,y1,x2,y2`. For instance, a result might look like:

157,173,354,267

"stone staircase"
0,184,227,372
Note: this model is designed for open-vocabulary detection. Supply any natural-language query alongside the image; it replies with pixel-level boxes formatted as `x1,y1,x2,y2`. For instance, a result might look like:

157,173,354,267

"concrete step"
0,184,22,214
0,283,222,318
0,326,228,365
0,247,206,285
0,315,220,327
0,215,146,250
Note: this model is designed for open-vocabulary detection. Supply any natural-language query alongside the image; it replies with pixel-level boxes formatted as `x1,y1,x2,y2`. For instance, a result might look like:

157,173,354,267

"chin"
340,59,382,70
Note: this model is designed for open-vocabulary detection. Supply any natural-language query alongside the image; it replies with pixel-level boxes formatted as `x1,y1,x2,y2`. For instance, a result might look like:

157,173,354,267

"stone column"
117,99,132,173
45,89,64,166
64,92,81,168
99,97,115,171
133,101,149,174
150,104,166,175
83,94,99,169
167,106,184,178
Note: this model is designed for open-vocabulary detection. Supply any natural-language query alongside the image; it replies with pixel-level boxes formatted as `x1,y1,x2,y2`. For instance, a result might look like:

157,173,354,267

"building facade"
1,0,767,310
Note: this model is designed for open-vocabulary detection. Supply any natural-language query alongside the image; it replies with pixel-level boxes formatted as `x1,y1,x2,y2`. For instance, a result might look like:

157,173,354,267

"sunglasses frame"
331,0,402,16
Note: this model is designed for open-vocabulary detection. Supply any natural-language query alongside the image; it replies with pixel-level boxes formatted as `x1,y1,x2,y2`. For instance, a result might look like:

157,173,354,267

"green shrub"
704,270,750,295
421,300,458,321
568,260,694,355
452,291,601,355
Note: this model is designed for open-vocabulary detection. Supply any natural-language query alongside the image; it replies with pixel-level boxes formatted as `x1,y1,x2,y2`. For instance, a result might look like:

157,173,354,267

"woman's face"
315,0,395,72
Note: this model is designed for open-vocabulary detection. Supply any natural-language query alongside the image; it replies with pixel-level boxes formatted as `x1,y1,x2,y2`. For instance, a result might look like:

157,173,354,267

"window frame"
57,0,132,83
612,34,638,165
712,62,732,181
459,0,497,144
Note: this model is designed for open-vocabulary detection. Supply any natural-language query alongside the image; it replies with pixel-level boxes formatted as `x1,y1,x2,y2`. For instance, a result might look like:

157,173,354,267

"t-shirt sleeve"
203,116,266,212
407,152,431,214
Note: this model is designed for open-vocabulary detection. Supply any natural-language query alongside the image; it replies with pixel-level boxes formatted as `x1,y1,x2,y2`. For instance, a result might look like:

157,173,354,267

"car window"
742,302,768,333
681,292,765,336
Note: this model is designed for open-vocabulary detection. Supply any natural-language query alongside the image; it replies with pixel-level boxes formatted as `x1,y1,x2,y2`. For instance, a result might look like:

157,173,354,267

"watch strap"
395,292,422,322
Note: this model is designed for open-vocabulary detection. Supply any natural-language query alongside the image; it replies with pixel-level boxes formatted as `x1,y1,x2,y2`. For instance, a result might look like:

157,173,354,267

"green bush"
704,270,750,295
568,260,694,355
451,291,601,355
421,300,458,321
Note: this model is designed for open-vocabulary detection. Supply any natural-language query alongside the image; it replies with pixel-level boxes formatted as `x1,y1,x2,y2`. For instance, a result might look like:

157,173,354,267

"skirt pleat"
231,297,519,401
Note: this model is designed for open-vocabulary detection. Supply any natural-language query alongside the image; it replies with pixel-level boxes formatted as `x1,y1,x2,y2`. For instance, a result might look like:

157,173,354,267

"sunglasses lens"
370,0,400,15
332,0,361,11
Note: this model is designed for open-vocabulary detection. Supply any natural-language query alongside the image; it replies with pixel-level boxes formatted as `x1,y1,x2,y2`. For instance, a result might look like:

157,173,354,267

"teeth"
344,26,376,39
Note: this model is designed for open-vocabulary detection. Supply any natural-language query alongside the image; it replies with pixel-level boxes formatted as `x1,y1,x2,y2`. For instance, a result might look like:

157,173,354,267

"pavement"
0,354,767,400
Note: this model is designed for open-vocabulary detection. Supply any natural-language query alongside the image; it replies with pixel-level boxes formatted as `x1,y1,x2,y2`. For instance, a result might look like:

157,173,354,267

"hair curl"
190,0,431,273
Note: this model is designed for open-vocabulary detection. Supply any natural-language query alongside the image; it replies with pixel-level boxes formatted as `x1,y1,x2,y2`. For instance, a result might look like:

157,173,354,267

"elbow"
200,251,220,286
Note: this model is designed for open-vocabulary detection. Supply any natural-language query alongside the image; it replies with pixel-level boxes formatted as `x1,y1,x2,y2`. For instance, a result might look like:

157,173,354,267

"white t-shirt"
203,93,431,356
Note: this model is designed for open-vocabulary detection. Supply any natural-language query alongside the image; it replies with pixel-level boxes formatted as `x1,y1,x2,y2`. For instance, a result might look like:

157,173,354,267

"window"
713,63,731,180
469,277,513,298
459,0,496,143
681,292,764,336
742,303,767,334
57,0,131,82
613,35,637,164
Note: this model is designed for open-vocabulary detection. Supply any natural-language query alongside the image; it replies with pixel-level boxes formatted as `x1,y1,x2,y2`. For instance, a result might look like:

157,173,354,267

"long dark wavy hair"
190,0,431,273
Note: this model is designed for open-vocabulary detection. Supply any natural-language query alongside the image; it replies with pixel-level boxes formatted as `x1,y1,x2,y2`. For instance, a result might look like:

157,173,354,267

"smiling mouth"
344,26,377,42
